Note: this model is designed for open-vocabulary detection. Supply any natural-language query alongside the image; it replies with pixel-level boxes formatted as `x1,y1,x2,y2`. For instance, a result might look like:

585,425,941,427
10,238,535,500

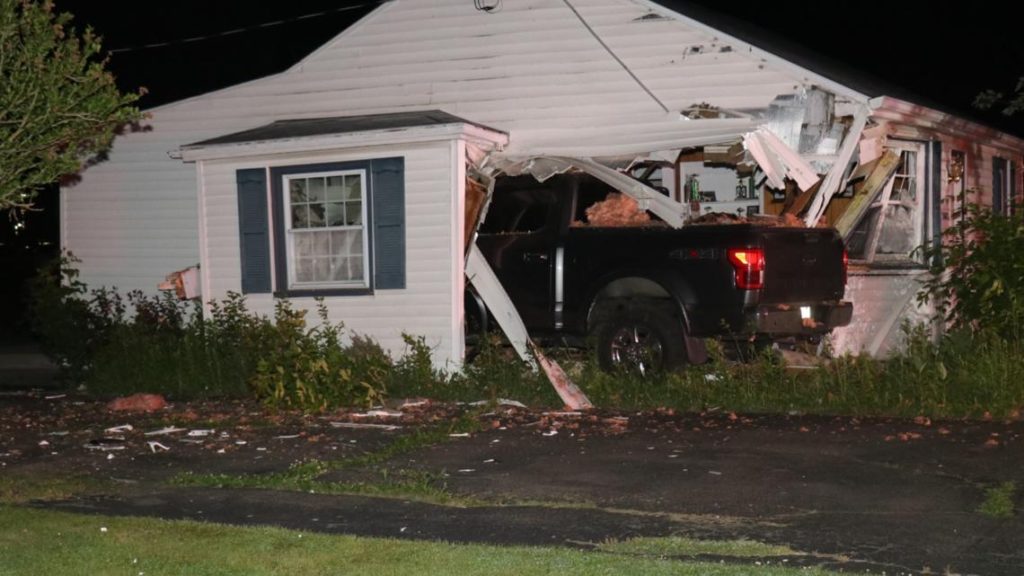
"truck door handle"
522,252,549,263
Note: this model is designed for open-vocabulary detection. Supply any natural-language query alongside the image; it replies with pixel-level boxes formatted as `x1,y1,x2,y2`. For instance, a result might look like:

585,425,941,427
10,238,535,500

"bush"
31,255,271,398
30,253,114,384
250,300,389,411
918,203,1024,339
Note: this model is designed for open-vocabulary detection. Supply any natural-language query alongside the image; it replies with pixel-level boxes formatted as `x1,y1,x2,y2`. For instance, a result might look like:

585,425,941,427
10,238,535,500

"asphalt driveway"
2,395,1021,575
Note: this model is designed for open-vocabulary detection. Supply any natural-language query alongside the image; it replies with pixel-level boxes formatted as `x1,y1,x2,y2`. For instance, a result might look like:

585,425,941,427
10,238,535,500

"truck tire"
592,299,687,375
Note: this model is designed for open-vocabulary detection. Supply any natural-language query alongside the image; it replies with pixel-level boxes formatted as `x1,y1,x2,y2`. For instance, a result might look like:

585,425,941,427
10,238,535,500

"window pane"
344,175,361,200
308,203,326,227
346,201,362,225
311,256,330,282
291,205,310,229
876,205,916,255
348,256,363,281
307,177,325,202
311,231,329,256
326,202,346,227
846,207,878,260
331,256,351,282
326,176,345,201
295,258,314,283
294,232,314,257
330,230,357,256
290,180,307,203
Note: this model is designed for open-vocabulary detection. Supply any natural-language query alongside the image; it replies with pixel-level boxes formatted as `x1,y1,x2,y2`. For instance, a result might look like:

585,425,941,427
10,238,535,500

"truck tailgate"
761,228,846,304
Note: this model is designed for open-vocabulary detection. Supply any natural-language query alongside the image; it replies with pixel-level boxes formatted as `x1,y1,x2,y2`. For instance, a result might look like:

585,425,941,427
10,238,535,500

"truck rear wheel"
592,300,687,375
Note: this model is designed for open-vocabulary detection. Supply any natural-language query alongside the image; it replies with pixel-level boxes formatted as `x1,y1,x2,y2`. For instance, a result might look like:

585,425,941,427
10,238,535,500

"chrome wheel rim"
608,324,663,376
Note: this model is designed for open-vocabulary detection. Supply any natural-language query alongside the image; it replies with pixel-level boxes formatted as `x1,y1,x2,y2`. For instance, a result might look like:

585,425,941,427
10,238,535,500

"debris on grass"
329,422,401,431
107,394,167,413
84,440,125,452
352,409,403,419
470,399,527,409
144,426,188,436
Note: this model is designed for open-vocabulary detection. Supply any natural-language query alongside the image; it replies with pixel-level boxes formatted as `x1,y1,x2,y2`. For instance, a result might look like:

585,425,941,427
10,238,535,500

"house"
61,0,1024,367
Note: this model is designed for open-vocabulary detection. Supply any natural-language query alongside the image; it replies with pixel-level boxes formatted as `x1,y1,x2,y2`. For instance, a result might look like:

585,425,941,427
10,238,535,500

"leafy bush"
250,300,389,411
30,253,113,383
918,203,1024,339
30,256,1024,418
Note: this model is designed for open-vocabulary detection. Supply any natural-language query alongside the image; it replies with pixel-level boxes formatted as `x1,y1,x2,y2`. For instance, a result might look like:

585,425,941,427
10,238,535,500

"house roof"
653,0,1024,139
186,110,504,148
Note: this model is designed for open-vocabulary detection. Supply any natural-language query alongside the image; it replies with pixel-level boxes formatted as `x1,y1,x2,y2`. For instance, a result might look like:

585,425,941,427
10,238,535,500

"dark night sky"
52,0,1024,137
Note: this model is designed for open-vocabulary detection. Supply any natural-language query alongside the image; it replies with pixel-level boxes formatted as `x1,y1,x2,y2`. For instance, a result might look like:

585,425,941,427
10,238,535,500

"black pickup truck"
470,172,852,373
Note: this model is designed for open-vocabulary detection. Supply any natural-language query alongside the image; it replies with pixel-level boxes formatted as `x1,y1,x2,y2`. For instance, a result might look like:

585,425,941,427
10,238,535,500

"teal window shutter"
236,168,272,293
371,158,406,289
993,157,1007,216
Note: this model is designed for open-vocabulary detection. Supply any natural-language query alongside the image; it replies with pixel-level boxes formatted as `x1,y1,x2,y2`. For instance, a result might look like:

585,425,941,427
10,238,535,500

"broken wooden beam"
833,149,900,238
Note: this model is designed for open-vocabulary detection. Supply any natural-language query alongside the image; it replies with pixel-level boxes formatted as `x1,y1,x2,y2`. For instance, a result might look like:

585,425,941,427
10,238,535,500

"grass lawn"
0,506,835,576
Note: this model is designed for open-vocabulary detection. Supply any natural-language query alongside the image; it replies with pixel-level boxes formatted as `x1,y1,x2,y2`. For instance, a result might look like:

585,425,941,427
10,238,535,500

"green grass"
173,414,484,505
0,506,839,576
566,330,1024,420
596,536,800,558
978,481,1017,518
0,470,108,504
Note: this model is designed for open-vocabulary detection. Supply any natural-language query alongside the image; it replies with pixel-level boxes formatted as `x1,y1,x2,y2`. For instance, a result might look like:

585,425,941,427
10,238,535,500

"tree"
0,0,142,212
975,77,1024,117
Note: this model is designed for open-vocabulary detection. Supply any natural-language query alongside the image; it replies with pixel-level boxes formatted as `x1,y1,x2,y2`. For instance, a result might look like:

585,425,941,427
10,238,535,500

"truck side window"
479,186,557,235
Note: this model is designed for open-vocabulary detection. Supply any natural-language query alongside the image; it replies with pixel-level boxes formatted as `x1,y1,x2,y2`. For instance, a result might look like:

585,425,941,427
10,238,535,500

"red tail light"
842,247,849,285
727,248,765,290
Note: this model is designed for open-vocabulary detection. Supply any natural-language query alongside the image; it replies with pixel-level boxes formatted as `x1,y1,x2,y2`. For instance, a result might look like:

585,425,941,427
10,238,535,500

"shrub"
30,253,112,384
250,300,388,411
918,203,1024,339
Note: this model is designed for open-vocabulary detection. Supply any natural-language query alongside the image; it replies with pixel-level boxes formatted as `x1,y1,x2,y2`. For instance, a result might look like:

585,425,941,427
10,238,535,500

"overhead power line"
108,3,378,54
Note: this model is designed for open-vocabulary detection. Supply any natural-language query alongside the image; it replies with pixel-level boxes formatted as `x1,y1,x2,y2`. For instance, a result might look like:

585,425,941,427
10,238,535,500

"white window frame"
282,169,370,289
854,141,927,265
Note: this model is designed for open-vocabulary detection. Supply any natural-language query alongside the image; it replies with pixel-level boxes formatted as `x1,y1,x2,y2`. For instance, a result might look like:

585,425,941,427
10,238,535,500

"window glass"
848,146,925,264
285,171,367,287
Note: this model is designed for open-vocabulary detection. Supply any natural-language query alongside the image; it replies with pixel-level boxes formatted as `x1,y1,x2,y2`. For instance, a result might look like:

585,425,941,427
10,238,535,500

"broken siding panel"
200,142,458,363
831,272,933,357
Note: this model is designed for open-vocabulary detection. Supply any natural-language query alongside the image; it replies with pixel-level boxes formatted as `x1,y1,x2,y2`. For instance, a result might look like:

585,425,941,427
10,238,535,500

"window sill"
274,287,374,298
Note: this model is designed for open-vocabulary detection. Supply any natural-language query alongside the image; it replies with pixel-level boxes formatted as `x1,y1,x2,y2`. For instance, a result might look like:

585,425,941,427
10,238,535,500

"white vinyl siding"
199,142,457,365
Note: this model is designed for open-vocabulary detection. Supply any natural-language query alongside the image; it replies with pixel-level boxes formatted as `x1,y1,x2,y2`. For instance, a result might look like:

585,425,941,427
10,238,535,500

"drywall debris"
107,394,166,413
329,422,401,431
470,398,527,409
573,193,658,227
352,409,403,419
84,439,126,451
144,426,187,436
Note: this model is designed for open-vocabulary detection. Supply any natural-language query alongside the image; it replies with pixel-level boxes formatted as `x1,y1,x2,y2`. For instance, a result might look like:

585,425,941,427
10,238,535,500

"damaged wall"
63,0,865,294
826,99,1024,356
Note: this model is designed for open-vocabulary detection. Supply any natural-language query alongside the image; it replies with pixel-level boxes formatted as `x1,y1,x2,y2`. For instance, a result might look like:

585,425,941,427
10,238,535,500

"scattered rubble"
107,394,167,413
